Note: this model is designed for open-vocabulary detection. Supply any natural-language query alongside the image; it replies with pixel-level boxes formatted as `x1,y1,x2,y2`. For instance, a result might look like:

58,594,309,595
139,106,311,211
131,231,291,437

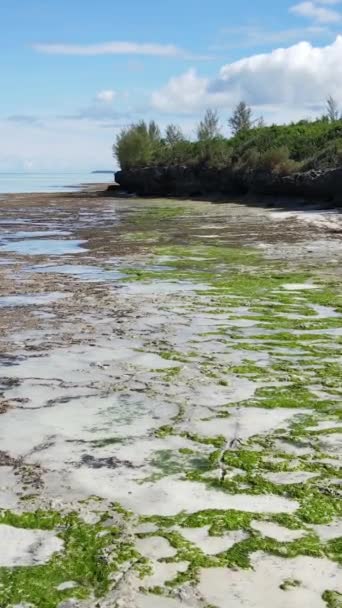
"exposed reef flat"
0,187,341,607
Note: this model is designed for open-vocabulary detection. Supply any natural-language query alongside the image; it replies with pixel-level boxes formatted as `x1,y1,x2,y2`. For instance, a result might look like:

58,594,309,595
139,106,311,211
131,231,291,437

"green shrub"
257,146,290,171
113,117,342,173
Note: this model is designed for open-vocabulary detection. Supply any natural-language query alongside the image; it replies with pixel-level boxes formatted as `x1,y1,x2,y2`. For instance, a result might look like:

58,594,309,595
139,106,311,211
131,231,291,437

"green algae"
323,591,342,608
0,509,142,608
4,219,342,604
240,385,335,411
279,578,301,590
132,206,187,223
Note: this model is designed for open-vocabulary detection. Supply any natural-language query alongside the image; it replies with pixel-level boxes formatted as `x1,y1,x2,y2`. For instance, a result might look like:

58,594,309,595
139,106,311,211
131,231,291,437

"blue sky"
1,0,342,171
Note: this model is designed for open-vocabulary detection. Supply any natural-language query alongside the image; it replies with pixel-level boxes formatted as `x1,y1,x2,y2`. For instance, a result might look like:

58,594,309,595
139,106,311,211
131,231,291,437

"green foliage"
165,124,185,146
197,109,221,141
113,120,161,170
114,115,342,176
228,101,253,135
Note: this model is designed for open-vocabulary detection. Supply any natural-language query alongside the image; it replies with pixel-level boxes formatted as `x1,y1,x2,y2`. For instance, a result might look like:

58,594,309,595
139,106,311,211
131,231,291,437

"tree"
113,121,154,169
165,124,185,145
326,96,340,122
229,101,253,135
148,120,161,142
256,116,265,128
113,120,165,169
197,109,221,141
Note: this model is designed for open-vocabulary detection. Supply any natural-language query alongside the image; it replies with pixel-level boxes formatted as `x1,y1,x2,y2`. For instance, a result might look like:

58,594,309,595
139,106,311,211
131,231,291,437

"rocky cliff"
114,165,342,203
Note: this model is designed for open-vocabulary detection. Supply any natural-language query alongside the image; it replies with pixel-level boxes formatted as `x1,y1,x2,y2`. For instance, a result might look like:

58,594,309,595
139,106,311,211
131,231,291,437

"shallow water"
0,171,114,194
0,292,67,307
0,238,87,255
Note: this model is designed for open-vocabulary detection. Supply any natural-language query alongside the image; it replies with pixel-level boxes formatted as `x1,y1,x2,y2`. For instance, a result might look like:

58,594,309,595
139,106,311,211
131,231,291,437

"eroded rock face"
115,165,342,203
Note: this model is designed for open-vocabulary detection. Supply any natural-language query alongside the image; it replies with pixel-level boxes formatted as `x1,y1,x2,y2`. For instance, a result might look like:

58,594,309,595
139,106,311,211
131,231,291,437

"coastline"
113,165,342,209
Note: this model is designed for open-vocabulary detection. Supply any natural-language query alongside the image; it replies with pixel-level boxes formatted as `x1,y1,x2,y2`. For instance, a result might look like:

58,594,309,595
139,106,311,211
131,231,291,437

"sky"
1,0,342,172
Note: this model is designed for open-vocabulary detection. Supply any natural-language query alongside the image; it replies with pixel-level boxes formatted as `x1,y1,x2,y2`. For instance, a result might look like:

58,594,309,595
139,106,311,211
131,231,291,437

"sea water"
0,172,114,194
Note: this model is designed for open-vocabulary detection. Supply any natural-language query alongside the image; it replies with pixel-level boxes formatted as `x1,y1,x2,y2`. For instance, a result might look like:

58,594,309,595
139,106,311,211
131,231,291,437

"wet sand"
0,187,341,607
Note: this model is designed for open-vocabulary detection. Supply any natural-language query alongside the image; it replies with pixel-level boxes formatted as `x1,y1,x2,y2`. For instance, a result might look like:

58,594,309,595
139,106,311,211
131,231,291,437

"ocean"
0,172,114,194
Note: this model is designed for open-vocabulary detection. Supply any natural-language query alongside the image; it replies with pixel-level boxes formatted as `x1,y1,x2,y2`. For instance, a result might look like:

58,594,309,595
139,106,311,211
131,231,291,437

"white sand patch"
175,526,247,555
311,304,341,319
141,561,189,588
121,281,208,295
318,433,342,453
56,582,78,591
251,521,306,542
311,520,342,541
135,523,158,534
0,467,20,509
0,524,63,566
179,377,257,409
7,378,98,410
282,283,319,291
263,471,318,485
306,420,342,432
136,594,187,608
1,341,180,387
0,394,177,461
198,553,342,608
135,536,176,560
186,407,304,444
70,472,299,516
274,440,314,456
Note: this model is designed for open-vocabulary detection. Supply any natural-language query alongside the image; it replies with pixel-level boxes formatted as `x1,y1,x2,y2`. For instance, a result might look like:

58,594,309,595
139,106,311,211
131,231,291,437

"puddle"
0,292,68,307
33,264,126,282
4,230,71,239
0,239,87,255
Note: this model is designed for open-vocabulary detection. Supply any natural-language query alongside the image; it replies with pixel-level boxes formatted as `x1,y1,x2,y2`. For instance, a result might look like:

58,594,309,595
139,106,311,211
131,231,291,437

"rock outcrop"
114,165,342,203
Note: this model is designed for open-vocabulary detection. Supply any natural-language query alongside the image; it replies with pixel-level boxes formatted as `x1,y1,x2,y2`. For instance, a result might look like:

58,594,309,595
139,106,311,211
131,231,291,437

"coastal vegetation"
113,98,342,175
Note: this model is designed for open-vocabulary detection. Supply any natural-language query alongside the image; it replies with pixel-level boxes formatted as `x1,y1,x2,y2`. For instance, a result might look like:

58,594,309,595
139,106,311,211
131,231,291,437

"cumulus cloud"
290,1,341,23
32,41,209,60
151,36,342,116
151,69,209,113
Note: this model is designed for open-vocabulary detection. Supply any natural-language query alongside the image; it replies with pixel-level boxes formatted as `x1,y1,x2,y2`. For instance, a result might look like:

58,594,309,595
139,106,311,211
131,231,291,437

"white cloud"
32,41,208,59
151,36,342,118
290,1,341,23
96,90,116,103
151,69,210,113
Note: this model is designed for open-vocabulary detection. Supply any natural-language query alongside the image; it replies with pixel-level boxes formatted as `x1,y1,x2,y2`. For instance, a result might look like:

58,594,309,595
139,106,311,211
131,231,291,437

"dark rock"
115,165,342,205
